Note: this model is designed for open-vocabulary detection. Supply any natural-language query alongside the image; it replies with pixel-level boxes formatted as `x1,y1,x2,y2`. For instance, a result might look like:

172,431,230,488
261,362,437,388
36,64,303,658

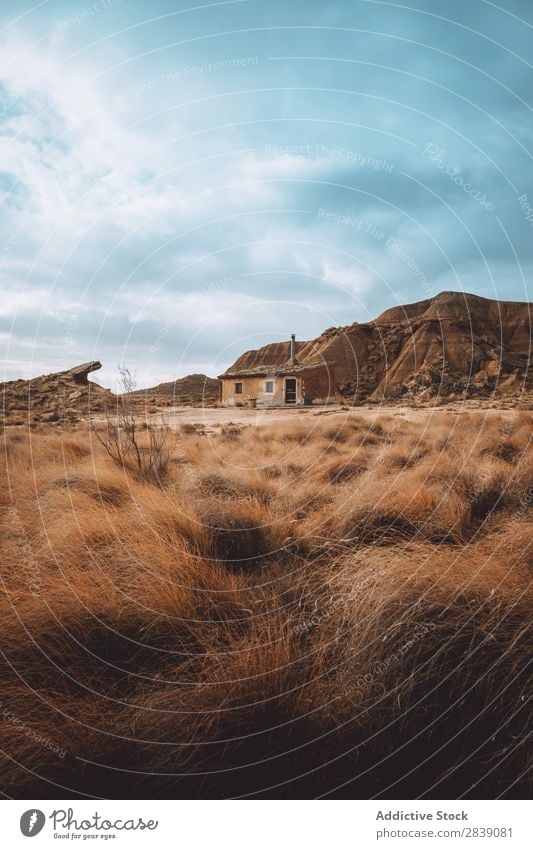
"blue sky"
1,0,532,388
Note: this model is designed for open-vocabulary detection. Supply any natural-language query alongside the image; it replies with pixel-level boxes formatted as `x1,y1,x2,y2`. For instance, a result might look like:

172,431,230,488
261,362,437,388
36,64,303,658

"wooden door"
285,378,297,403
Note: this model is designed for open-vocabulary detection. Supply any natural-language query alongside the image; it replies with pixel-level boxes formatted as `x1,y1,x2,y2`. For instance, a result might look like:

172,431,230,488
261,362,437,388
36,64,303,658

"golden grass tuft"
0,410,531,798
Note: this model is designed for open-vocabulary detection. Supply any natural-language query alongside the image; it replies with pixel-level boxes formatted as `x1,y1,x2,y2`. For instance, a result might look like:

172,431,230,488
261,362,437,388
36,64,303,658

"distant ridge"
125,373,219,405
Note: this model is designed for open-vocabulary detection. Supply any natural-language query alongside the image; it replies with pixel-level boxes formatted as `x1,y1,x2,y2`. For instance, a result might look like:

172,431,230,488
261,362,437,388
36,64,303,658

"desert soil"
148,402,520,434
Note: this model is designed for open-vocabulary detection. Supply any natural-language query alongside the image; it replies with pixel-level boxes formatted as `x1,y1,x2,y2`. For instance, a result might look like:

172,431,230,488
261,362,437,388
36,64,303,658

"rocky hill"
1,361,114,425
1,365,220,426
229,292,532,403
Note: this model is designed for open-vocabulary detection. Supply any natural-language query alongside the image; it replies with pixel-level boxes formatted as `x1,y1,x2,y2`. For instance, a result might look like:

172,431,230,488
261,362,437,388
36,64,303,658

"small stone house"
218,335,335,407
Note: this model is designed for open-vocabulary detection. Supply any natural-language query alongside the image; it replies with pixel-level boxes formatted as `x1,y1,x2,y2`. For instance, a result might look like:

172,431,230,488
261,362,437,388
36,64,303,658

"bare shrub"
89,366,173,481
221,425,242,440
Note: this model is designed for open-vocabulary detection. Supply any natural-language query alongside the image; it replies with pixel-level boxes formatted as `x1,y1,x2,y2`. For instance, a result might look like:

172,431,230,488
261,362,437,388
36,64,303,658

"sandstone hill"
1,361,114,426
229,291,532,403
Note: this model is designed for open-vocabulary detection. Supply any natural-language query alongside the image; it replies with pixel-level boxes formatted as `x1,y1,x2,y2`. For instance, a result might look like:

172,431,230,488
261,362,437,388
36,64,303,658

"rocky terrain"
0,361,114,426
0,364,220,427
231,291,532,403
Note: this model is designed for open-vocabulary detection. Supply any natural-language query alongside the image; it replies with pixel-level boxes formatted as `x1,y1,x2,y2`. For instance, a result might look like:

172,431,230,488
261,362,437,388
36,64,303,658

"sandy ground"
147,403,520,434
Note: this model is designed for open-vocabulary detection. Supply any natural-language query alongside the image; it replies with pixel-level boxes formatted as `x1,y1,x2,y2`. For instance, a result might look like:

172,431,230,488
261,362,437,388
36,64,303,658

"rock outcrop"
1,361,114,425
226,292,532,403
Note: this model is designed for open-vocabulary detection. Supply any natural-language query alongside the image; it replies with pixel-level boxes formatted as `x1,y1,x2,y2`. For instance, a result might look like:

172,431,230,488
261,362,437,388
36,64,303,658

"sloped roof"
219,360,334,379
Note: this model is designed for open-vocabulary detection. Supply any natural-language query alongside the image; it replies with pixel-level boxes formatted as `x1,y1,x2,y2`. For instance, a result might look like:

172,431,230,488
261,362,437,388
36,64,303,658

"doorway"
285,378,297,404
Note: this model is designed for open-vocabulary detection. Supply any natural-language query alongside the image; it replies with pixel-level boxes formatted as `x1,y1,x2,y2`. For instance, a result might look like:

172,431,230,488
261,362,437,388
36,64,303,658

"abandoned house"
218,335,336,407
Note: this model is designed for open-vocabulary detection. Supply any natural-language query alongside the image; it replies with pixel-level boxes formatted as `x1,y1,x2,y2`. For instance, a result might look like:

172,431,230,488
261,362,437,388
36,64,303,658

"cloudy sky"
1,0,532,388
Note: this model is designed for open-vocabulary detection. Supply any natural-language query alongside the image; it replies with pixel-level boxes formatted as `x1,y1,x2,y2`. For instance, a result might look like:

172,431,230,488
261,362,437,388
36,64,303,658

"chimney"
290,333,296,365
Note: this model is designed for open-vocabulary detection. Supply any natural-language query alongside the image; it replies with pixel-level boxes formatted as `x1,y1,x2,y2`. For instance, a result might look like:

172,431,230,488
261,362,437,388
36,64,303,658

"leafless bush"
89,366,173,481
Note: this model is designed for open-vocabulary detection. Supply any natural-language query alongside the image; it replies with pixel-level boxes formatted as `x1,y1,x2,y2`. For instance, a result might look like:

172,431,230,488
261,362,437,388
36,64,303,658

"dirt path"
148,403,519,434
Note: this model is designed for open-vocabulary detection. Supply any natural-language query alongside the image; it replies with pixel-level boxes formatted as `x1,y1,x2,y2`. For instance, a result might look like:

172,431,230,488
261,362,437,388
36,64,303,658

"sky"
0,0,532,389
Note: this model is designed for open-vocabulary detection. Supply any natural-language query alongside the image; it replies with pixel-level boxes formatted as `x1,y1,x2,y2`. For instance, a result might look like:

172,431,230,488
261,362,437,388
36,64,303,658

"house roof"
218,360,334,379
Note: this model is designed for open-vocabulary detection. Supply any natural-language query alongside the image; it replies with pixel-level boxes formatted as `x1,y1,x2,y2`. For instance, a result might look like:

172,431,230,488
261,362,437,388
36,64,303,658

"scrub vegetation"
0,410,531,798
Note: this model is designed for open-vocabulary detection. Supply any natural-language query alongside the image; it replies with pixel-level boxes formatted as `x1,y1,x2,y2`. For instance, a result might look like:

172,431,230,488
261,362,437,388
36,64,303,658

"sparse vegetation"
89,367,174,481
0,410,531,798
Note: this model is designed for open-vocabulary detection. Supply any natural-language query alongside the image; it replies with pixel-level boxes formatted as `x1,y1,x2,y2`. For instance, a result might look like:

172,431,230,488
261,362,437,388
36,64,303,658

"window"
234,382,243,394
265,380,274,393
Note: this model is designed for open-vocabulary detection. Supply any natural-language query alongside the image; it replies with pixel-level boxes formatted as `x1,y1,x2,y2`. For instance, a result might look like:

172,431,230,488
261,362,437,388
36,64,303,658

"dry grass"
0,411,531,799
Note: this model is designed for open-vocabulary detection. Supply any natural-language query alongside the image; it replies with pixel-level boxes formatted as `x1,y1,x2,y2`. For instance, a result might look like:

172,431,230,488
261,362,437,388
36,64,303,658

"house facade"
218,335,336,407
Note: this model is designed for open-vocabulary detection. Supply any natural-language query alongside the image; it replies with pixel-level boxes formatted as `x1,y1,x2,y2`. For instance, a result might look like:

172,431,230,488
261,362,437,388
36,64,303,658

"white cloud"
1,4,531,386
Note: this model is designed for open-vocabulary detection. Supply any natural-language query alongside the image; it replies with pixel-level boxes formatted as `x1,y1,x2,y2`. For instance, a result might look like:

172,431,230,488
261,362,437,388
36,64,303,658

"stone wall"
220,364,335,406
